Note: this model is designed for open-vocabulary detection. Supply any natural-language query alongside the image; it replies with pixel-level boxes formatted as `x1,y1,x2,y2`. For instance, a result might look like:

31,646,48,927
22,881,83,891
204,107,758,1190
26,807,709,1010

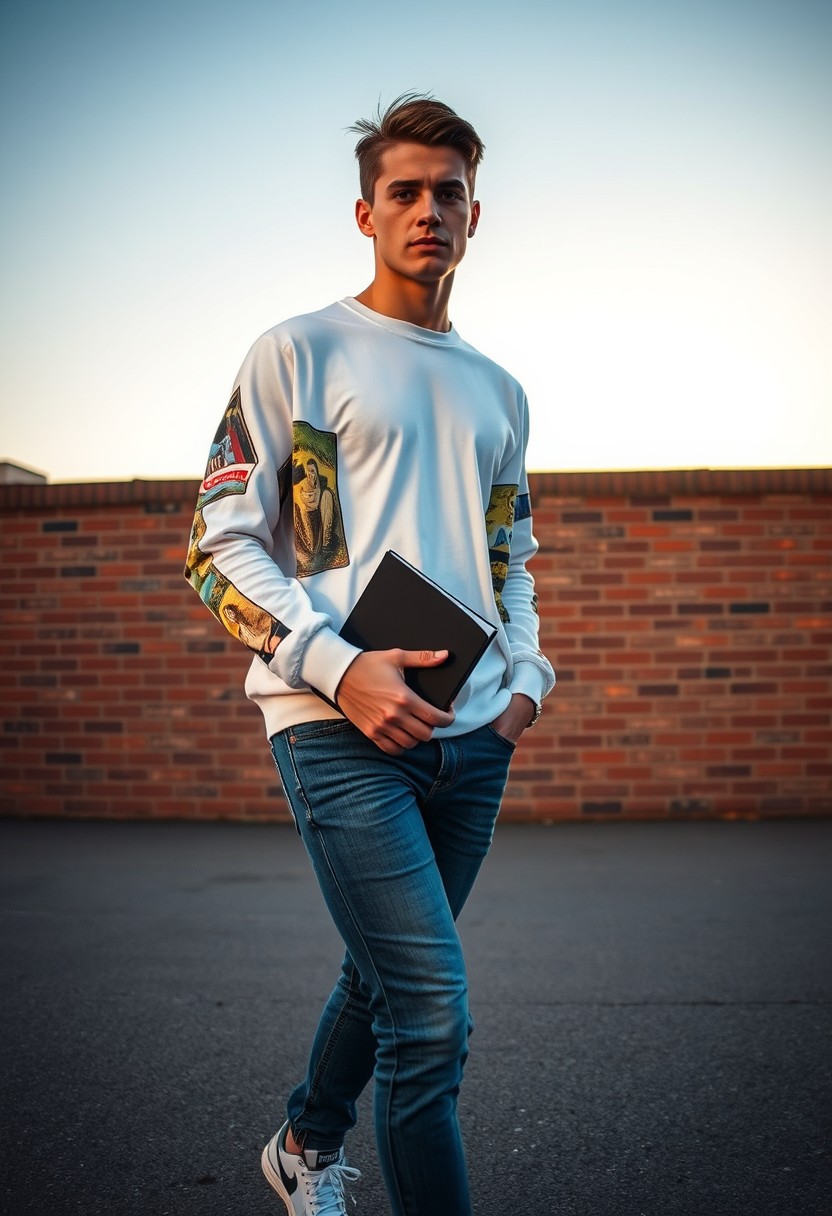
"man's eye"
439,190,464,202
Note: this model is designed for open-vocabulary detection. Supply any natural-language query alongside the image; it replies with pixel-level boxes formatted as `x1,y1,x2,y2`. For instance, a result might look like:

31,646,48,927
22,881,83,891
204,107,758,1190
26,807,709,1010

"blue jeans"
269,718,515,1216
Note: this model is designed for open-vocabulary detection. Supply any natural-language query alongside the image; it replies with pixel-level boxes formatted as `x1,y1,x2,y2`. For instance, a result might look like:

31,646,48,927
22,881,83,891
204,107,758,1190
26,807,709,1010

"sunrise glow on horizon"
1,0,829,483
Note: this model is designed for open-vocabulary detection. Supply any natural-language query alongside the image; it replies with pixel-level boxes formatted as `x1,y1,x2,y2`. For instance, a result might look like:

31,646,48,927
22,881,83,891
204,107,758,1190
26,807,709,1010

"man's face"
355,142,480,287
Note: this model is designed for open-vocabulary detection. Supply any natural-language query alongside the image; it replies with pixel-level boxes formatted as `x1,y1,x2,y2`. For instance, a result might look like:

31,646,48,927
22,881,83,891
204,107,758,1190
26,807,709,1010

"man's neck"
355,274,455,333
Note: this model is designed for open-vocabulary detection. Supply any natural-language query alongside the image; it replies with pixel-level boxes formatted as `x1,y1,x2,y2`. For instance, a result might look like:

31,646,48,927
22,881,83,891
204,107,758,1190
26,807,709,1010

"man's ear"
468,199,481,238
355,198,375,238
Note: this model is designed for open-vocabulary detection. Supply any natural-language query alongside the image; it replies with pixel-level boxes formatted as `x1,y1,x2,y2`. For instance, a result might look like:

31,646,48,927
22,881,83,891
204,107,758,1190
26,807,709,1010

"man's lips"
410,237,447,247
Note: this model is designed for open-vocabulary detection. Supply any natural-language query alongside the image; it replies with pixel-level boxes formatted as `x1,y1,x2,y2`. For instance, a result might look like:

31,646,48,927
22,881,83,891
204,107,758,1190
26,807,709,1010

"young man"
185,94,554,1216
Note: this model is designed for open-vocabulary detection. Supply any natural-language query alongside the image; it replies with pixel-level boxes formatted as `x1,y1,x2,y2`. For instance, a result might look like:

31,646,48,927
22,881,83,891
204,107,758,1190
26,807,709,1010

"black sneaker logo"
278,1154,298,1195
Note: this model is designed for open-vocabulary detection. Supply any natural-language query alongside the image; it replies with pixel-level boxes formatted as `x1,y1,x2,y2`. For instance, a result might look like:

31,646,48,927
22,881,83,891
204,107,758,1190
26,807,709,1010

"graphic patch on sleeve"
292,422,350,578
197,387,258,507
185,511,289,664
485,484,518,624
515,492,532,523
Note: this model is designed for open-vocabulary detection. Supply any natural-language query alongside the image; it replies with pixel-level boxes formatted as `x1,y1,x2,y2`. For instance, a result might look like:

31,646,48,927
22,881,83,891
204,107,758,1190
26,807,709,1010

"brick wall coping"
1,468,830,510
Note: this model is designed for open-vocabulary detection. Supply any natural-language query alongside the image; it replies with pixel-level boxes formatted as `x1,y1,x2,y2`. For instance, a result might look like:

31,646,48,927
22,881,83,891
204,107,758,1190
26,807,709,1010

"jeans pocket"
484,723,517,753
274,719,381,831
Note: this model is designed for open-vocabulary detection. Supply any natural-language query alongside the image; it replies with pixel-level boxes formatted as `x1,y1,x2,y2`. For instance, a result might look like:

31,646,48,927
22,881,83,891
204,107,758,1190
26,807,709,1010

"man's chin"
404,262,457,285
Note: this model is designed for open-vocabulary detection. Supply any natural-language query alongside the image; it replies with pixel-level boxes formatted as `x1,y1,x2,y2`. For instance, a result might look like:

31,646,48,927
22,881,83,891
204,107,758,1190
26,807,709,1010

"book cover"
338,551,498,711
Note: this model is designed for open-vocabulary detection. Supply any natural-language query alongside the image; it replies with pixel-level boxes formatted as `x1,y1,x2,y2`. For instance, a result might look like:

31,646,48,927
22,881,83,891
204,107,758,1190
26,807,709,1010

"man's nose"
417,193,442,225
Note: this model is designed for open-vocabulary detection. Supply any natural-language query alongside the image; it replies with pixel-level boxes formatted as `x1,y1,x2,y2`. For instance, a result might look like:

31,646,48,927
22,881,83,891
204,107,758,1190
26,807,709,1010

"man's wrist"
508,692,540,732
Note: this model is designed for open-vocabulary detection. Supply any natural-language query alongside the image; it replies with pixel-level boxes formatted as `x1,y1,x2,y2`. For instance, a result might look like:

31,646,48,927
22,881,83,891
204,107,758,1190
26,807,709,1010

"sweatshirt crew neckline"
339,297,462,347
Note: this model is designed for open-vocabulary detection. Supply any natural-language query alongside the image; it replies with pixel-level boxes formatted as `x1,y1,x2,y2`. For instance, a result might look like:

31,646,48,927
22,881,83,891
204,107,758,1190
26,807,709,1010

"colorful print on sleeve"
292,422,350,578
185,512,290,664
197,388,258,507
485,484,518,623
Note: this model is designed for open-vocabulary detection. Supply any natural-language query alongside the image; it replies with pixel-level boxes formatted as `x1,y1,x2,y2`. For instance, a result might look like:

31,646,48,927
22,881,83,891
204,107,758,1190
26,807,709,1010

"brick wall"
1,470,830,821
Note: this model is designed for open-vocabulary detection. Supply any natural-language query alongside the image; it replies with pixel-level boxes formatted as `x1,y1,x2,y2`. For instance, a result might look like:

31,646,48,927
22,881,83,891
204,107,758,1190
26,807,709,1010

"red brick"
4,476,831,821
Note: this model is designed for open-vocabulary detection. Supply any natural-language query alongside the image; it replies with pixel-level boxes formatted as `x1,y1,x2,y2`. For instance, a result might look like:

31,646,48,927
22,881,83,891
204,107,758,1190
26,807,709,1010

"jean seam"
314,830,406,1215
269,737,303,835
300,973,357,1134
283,735,315,825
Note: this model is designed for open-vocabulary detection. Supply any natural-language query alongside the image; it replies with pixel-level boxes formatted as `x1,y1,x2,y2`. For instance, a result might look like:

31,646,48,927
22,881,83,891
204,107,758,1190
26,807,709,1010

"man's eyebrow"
385,178,467,192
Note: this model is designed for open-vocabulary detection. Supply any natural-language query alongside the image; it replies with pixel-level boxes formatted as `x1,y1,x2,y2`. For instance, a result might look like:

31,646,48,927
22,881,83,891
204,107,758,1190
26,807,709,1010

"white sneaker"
261,1121,360,1216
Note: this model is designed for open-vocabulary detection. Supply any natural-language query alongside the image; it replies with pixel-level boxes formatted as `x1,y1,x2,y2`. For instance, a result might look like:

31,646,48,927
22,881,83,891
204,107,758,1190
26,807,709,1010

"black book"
337,551,498,711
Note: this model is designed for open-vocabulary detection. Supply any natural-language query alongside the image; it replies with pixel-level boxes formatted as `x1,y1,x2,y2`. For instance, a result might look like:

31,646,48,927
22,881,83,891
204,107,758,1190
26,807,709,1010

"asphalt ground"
2,817,830,1216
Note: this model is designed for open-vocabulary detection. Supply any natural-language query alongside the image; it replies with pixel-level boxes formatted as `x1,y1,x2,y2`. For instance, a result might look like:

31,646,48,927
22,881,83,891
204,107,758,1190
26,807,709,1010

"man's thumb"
400,648,449,667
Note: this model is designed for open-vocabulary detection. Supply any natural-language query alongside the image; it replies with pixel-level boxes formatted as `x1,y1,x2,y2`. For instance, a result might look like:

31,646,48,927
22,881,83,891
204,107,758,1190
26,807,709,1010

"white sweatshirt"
185,297,554,739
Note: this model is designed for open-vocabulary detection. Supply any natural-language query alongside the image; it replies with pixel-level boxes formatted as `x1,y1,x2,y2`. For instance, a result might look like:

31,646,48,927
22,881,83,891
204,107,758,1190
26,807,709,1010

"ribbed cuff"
509,657,552,707
297,627,363,704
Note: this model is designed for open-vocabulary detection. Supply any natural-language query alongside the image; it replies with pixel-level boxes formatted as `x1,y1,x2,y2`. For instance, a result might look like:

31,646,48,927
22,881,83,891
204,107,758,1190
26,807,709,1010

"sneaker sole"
261,1138,296,1216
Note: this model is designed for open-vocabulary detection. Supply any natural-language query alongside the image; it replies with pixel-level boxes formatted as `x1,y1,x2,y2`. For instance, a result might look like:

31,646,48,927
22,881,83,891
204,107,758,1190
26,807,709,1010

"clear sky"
1,0,829,482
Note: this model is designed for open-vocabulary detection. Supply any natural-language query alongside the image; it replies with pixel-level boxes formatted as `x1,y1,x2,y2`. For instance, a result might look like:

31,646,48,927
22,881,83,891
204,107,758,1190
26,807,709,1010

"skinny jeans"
269,718,514,1216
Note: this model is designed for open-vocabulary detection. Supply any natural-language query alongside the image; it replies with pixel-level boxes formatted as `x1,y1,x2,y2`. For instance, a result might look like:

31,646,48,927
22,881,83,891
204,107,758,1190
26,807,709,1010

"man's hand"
335,649,455,755
489,693,536,745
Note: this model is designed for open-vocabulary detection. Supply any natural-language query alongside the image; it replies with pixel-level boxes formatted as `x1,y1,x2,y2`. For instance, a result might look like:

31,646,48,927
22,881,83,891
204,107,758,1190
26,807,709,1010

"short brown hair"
349,93,485,204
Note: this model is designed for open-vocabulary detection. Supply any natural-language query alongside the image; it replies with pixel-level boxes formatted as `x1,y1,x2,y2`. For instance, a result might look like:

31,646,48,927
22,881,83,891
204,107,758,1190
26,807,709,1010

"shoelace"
299,1160,361,1216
